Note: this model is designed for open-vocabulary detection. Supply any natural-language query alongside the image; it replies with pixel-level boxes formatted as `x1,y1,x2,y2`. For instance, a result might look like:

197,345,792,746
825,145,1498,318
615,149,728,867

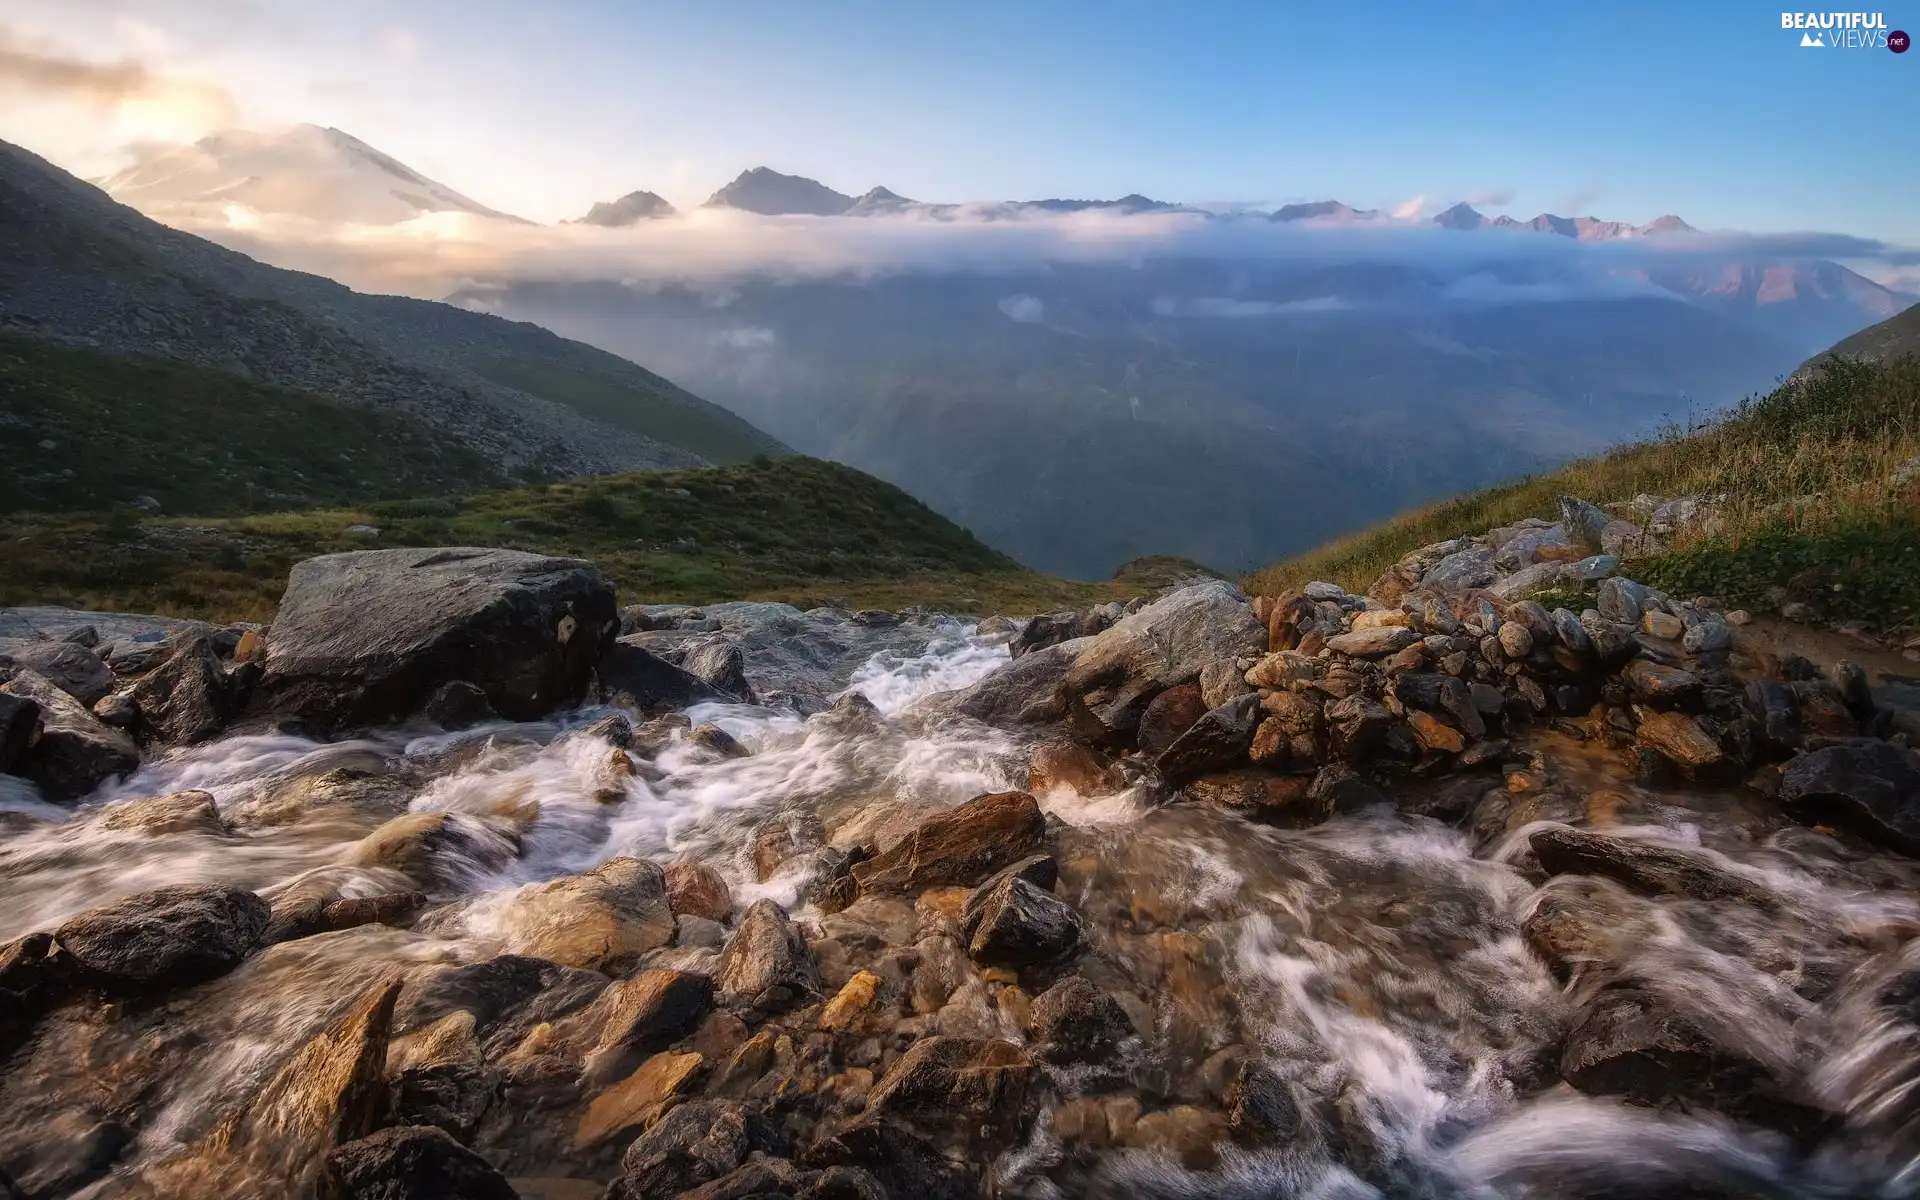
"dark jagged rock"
849,790,1046,894
1778,739,1920,855
0,668,139,802
1623,660,1701,706
396,954,608,1041
1225,1060,1303,1147
0,931,71,1056
1743,680,1802,753
385,1062,500,1145
1060,582,1265,742
54,884,270,991
1010,612,1084,659
0,691,40,774
325,1124,517,1199
1136,683,1208,758
1026,975,1133,1064
1635,711,1728,778
1155,693,1260,784
917,637,1080,727
1309,763,1388,815
1393,673,1486,739
616,1099,788,1199
0,638,112,705
806,1120,974,1200
1326,695,1393,762
251,547,617,732
128,634,230,746
963,875,1084,967
714,899,822,1014
600,640,731,714
421,680,495,731
583,968,715,1082
321,892,426,932
1531,827,1775,907
1793,679,1859,737
1561,986,1831,1139
865,1035,1033,1136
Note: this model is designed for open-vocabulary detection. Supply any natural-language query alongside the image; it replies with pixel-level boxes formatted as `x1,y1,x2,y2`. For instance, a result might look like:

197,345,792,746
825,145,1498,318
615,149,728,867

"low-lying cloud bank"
164,200,1920,308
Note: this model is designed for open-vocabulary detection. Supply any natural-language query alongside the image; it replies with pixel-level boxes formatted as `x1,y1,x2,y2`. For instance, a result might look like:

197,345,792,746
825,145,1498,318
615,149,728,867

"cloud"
1391,195,1428,221
1151,295,1348,318
1466,187,1516,208
998,294,1045,322
0,25,235,122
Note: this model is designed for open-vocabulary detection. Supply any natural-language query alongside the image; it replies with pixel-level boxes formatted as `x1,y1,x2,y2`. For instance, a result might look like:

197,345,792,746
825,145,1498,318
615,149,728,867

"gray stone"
1779,740,1920,855
1325,626,1420,657
1682,620,1732,655
127,635,229,746
1420,547,1497,593
601,639,732,714
1556,495,1613,548
0,639,112,706
0,669,139,802
54,884,270,990
252,548,617,731
1058,582,1264,741
1492,525,1572,572
1596,577,1652,625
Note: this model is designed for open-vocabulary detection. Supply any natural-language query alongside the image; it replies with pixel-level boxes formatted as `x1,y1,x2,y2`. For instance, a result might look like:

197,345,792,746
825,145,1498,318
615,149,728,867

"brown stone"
573,1050,703,1150
865,1035,1032,1135
99,789,226,836
1635,711,1726,776
1136,684,1208,757
1026,739,1125,796
1622,661,1701,706
581,968,715,1083
1128,1105,1228,1169
501,857,676,974
849,791,1046,894
664,860,732,922
820,970,882,1030
1406,711,1465,754
1184,770,1313,818
1325,627,1420,657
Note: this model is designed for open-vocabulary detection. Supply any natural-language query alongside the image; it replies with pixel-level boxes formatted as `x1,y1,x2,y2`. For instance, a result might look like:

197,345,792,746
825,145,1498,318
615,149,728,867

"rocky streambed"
1,542,1918,1199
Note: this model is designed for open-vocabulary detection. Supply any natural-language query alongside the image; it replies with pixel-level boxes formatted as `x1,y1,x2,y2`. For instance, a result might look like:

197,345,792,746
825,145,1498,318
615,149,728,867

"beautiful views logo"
1781,11,1904,48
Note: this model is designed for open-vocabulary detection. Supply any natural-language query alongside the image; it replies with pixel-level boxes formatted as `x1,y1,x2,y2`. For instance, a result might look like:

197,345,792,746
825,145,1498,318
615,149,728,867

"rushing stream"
3,621,1919,1198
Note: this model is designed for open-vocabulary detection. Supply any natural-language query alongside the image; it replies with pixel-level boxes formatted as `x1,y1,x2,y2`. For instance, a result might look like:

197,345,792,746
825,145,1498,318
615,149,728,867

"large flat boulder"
1779,739,1920,855
251,548,617,731
1059,582,1265,741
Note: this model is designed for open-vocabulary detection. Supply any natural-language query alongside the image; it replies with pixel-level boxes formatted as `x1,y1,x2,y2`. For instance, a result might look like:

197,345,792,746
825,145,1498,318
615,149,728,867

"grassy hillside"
1812,302,1920,369
0,457,1117,621
1248,355,1920,632
0,335,511,513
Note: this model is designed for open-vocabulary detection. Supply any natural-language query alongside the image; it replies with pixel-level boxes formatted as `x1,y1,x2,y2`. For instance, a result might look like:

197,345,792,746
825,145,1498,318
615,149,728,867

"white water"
4,625,1920,1196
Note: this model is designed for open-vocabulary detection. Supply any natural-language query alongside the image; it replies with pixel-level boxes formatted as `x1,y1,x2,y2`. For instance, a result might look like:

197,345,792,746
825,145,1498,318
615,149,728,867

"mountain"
845,186,917,216
98,125,527,225
1429,202,1695,241
1272,200,1376,222
704,167,856,216
1802,298,1920,368
1011,193,1184,215
573,190,677,225
0,136,786,505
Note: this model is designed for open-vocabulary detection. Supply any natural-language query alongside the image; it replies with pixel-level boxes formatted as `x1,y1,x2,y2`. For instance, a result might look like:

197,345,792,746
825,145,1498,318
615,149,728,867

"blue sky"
3,0,1916,243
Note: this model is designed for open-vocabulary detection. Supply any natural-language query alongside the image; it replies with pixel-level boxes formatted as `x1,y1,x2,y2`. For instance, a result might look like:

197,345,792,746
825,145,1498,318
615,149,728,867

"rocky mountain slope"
1809,300,1920,368
0,138,786,479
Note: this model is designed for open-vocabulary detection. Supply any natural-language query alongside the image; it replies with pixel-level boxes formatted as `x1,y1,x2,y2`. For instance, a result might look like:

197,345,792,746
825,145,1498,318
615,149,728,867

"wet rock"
1010,612,1084,659
1530,827,1774,907
1623,661,1702,706
1551,609,1593,659
680,635,756,702
1743,681,1802,753
1407,711,1465,754
0,638,112,706
601,640,732,714
1393,673,1487,739
1155,693,1260,784
583,968,715,1083
615,1098,787,1198
1059,582,1265,742
397,955,607,1042
962,874,1083,967
98,789,225,836
322,892,426,932
0,931,70,1055
1225,1060,1302,1147
865,1035,1032,1136
126,634,230,746
665,860,733,922
502,858,676,973
1136,683,1208,757
1792,680,1858,737
1129,1105,1229,1169
145,976,402,1196
0,690,39,774
850,790,1046,894
716,899,822,1014
917,636,1082,727
805,1120,974,1200
1309,763,1388,815
1026,739,1125,796
385,1061,499,1143
574,1050,704,1151
1778,739,1920,855
326,1124,517,1199
1830,661,1875,720
422,680,495,731
1635,711,1727,778
354,811,517,891
0,668,139,802
1561,986,1829,1139
252,547,617,732
688,722,748,759
54,884,270,990
1325,695,1393,762
1026,975,1132,1064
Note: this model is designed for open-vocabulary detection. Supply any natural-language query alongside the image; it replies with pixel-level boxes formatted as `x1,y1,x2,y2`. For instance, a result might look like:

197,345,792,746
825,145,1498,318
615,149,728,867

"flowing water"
3,624,1919,1198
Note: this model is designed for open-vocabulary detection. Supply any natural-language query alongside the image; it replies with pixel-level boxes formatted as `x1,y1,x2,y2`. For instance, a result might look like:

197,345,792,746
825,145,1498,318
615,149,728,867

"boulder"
1493,525,1573,572
1556,495,1612,548
1561,986,1827,1139
1530,827,1774,907
1225,1060,1302,1147
1325,696,1393,762
678,635,755,702
1198,659,1255,710
1154,694,1260,785
600,640,731,714
1026,976,1133,1064
865,1035,1032,1135
0,691,41,775
1622,661,1701,706
581,968,715,1083
665,861,733,922
1324,626,1420,658
326,1125,517,1200
0,669,139,802
849,791,1046,894
1596,578,1652,625
421,680,495,731
1059,582,1264,741
962,875,1083,967
127,634,230,746
251,547,617,732
917,637,1084,728
1420,547,1497,593
395,954,607,1043
0,638,112,706
54,884,270,990
499,858,676,974
1135,683,1208,758
99,790,225,836
714,899,822,1013
352,811,518,891
616,1099,787,1198
1026,739,1125,796
1743,681,1802,753
1635,712,1727,777
575,1051,704,1152
1778,740,1920,855
1009,612,1084,659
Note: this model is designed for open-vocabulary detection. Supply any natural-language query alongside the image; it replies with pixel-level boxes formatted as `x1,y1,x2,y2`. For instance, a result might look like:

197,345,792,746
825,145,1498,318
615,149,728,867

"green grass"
0,456,1116,621
1247,355,1920,631
0,334,512,514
